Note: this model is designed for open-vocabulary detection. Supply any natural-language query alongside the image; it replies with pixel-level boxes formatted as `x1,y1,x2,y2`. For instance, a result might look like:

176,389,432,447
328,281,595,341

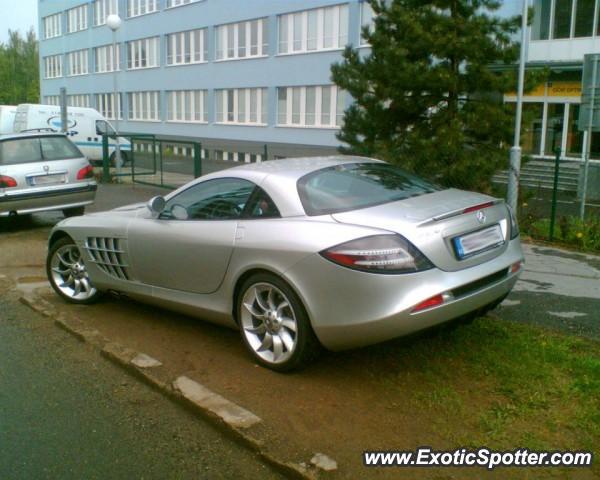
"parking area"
1,183,598,479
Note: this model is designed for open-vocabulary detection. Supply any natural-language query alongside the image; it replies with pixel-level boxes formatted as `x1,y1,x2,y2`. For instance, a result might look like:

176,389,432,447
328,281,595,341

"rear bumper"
284,237,524,351
0,182,97,216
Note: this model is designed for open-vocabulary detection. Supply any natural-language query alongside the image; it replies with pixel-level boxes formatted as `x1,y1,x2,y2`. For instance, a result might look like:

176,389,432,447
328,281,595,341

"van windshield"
0,136,83,165
297,162,439,216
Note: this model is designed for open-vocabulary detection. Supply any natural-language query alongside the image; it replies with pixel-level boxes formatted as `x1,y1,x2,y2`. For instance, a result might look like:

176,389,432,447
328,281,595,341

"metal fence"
492,150,600,243
100,133,337,189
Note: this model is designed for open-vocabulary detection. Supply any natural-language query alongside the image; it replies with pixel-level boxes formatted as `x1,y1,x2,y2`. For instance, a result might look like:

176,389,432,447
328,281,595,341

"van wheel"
63,207,85,217
110,151,129,166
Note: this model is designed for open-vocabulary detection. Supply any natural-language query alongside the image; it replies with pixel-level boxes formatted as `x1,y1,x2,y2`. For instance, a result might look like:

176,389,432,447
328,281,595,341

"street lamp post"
507,0,530,213
106,14,122,179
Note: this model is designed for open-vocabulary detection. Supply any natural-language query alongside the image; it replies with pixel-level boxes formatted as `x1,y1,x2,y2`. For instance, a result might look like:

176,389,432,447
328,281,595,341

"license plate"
453,224,504,259
31,174,66,186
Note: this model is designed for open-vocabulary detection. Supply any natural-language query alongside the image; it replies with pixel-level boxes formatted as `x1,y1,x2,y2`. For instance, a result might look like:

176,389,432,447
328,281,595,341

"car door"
127,177,256,294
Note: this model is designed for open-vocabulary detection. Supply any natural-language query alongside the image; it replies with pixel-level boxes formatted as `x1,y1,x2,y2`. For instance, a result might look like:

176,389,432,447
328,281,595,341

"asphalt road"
0,292,283,480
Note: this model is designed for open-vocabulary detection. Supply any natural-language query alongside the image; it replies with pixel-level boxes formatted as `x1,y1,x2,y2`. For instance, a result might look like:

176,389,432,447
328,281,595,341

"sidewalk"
498,242,600,338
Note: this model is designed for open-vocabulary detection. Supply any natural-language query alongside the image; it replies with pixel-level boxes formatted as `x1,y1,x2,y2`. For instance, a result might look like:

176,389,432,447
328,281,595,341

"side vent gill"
85,237,130,280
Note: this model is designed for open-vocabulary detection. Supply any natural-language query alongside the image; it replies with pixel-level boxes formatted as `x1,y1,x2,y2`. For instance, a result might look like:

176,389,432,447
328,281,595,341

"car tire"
63,207,85,217
237,273,320,372
47,236,102,305
110,151,129,167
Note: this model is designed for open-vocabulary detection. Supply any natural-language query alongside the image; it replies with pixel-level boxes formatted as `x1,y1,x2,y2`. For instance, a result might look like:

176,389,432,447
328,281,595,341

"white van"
13,104,131,165
0,105,17,134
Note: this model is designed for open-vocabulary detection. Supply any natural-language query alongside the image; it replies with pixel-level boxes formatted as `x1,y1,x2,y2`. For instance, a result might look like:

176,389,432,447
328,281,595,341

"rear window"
0,136,83,165
297,162,439,216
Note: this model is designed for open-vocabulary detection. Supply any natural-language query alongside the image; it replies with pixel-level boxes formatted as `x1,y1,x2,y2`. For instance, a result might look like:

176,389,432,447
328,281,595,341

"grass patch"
520,213,600,253
368,317,599,457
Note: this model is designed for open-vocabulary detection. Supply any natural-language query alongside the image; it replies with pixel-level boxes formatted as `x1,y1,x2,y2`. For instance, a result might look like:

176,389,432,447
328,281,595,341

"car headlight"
320,234,433,274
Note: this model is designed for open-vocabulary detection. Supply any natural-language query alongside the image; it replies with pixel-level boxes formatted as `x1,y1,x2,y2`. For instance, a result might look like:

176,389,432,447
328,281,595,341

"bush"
524,214,600,252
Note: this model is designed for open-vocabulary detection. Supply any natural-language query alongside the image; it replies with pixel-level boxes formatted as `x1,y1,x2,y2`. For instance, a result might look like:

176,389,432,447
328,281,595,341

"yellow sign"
507,81,582,97
524,84,546,96
547,81,581,97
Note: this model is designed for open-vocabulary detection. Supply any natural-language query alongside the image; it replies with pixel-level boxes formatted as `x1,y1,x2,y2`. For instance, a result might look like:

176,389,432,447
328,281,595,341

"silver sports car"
46,156,524,371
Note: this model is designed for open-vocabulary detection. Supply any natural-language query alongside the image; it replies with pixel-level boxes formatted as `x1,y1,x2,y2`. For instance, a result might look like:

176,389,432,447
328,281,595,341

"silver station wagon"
0,132,97,218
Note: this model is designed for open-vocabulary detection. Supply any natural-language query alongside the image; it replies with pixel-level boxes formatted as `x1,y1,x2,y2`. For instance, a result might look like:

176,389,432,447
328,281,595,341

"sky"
0,0,38,43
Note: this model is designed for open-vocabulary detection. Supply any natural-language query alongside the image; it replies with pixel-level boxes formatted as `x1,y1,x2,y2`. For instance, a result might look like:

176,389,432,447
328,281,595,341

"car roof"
0,131,67,142
217,155,381,180
167,155,383,218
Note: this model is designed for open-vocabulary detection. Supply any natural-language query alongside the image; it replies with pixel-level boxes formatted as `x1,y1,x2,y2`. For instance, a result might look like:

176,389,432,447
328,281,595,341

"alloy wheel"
240,282,298,364
50,244,97,301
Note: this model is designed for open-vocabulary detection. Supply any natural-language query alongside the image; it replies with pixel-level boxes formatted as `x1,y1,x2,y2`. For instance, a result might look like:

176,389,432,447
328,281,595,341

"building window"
127,0,158,17
66,4,88,33
44,95,60,106
96,93,122,120
544,103,565,155
520,103,544,155
128,91,161,121
67,49,89,76
68,94,91,108
166,0,199,8
127,37,160,69
94,0,118,27
215,18,269,61
167,90,208,123
277,85,345,128
278,5,349,55
566,104,584,156
95,44,120,73
43,13,62,39
360,1,375,45
215,88,268,125
532,0,596,39
553,0,574,39
167,29,208,65
44,55,63,79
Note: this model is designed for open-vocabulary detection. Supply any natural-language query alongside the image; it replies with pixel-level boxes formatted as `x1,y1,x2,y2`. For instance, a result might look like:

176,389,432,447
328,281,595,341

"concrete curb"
19,290,317,480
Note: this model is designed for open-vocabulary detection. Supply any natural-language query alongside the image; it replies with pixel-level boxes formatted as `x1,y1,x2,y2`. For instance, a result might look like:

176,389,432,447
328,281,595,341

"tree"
331,0,525,191
0,29,39,105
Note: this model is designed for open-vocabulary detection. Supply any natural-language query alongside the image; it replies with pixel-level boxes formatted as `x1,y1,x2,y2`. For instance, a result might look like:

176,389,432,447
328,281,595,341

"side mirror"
147,196,166,216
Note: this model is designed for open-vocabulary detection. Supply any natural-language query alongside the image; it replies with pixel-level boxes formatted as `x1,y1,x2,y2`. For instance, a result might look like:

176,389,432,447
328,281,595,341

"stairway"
493,158,581,193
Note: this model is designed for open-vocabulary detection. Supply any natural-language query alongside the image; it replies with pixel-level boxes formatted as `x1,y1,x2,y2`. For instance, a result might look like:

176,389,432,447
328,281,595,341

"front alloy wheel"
47,237,102,304
238,273,320,372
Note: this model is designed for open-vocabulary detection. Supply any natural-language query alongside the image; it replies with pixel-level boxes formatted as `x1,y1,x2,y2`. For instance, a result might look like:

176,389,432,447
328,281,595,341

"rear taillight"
0,175,17,188
77,164,94,180
506,205,519,239
320,235,433,274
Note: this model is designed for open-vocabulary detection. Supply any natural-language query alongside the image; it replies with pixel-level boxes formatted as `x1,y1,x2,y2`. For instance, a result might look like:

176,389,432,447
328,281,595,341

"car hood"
80,202,148,218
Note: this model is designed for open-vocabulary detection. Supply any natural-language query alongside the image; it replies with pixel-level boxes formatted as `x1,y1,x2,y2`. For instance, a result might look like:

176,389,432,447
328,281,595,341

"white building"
504,0,600,162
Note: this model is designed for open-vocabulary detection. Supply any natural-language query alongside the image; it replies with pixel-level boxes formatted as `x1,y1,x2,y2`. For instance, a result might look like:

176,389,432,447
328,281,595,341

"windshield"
0,136,83,165
297,162,439,216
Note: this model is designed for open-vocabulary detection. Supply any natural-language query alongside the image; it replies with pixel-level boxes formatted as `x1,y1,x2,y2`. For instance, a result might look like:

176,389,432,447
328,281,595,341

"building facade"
503,0,600,161
38,0,375,157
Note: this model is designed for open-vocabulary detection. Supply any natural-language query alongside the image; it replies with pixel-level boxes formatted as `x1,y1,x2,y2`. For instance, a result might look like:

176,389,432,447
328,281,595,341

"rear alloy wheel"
237,273,320,372
47,237,102,304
